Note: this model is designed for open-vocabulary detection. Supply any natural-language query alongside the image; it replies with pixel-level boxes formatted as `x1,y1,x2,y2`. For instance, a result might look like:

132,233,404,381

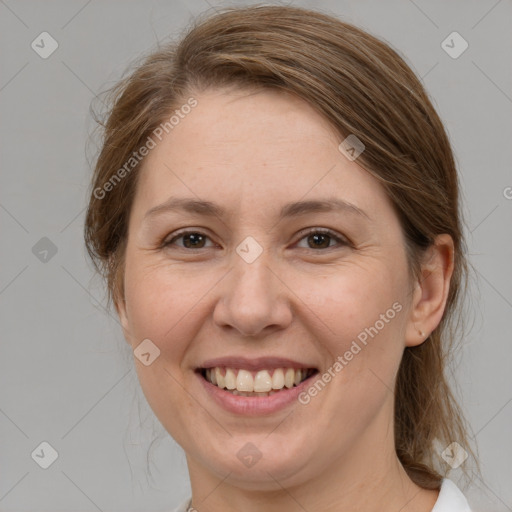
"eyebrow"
143,196,370,223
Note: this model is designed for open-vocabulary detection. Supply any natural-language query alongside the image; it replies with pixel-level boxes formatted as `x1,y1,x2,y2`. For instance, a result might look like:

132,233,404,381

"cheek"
296,261,406,343
293,274,406,452
123,261,207,442
295,263,407,407
123,258,203,348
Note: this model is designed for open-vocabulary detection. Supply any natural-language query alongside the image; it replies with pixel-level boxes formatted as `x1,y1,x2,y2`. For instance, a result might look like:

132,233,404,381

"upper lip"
197,356,317,371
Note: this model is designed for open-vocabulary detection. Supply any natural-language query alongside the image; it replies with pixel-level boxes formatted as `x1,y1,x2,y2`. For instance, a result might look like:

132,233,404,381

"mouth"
195,366,319,397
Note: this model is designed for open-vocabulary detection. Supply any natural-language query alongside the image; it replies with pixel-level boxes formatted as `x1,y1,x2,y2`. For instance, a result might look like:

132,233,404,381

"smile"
199,367,318,397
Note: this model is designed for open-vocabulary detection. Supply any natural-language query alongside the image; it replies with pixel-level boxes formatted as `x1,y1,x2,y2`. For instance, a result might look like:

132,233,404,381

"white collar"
432,478,472,511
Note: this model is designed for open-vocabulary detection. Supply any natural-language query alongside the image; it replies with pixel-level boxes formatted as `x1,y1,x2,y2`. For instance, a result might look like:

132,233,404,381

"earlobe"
111,260,132,345
115,296,127,328
404,234,454,347
114,292,132,346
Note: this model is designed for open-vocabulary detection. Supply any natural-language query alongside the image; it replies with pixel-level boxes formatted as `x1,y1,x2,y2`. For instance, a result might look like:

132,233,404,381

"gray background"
1,0,511,510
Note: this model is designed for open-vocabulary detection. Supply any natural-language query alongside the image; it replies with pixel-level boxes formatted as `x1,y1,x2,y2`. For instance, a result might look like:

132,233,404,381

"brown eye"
164,231,213,249
162,228,349,252
296,229,348,250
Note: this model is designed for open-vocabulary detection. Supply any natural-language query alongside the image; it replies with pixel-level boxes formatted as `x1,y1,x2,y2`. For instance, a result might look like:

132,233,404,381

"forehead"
131,87,394,224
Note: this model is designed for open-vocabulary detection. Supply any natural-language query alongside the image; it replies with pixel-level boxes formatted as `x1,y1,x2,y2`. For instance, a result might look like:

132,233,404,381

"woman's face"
117,87,423,490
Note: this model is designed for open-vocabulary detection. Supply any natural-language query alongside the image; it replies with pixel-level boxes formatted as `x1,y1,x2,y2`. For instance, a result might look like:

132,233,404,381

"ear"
114,294,130,341
111,268,132,346
404,234,454,347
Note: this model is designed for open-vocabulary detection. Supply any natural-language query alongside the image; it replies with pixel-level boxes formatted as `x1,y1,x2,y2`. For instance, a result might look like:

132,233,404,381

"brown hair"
84,4,478,489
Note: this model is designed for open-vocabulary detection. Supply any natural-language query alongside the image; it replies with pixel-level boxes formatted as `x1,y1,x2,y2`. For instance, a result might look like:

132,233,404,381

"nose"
213,252,293,338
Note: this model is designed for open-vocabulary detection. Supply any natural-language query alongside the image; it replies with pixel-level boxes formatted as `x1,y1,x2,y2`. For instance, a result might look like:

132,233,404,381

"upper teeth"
204,367,311,392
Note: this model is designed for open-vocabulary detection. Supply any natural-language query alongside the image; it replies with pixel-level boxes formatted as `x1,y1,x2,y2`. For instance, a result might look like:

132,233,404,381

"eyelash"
161,228,350,251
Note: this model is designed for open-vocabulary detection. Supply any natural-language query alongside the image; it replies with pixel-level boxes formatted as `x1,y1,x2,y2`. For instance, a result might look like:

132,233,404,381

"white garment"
431,478,472,512
170,477,472,512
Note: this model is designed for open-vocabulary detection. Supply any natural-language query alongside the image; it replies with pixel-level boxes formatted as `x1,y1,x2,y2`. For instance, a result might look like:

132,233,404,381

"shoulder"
431,478,472,512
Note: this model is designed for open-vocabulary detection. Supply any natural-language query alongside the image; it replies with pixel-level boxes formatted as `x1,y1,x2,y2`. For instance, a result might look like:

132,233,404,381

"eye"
163,230,215,249
295,228,349,250
162,228,349,251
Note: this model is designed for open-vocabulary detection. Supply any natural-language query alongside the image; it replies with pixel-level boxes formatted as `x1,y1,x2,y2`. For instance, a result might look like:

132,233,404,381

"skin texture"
116,87,454,511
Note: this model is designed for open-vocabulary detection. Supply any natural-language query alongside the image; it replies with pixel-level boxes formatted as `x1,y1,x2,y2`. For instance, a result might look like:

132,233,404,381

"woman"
85,5,477,511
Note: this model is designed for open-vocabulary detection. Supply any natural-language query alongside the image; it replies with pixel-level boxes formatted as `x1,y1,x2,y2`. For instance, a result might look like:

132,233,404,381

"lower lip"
196,370,317,416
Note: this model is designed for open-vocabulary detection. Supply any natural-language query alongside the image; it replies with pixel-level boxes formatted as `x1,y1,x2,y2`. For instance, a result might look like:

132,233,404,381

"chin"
196,440,317,491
